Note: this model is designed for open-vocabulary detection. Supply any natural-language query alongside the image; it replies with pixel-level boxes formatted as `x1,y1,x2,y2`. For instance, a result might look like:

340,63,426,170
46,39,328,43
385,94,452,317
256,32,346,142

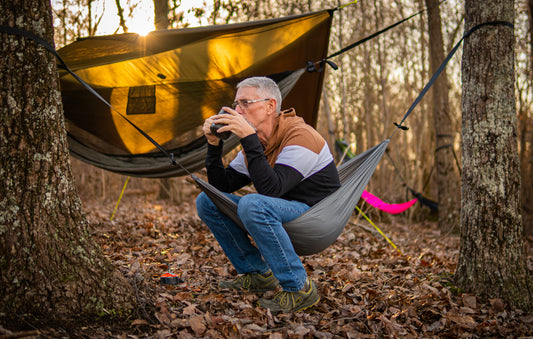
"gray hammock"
192,139,390,256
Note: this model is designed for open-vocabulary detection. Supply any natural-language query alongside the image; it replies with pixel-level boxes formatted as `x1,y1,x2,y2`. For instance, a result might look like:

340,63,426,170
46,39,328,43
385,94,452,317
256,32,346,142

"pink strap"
361,190,417,214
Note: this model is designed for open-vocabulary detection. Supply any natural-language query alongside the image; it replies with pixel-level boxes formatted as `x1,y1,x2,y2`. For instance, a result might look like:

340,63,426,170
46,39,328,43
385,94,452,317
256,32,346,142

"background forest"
52,0,532,227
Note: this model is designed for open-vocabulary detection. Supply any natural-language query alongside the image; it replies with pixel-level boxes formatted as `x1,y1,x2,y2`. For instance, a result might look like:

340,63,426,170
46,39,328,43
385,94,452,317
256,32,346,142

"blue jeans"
196,192,310,292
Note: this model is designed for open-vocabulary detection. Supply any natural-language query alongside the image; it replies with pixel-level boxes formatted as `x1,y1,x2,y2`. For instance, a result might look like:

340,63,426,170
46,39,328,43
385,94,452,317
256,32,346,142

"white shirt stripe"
230,143,334,180
276,144,333,179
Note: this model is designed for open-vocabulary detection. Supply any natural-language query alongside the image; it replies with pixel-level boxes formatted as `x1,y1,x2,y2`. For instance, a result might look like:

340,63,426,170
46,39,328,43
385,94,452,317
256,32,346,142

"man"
196,76,340,312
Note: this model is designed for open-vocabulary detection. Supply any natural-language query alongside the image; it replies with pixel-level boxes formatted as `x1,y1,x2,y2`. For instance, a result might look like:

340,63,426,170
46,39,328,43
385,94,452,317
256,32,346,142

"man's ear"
268,99,277,114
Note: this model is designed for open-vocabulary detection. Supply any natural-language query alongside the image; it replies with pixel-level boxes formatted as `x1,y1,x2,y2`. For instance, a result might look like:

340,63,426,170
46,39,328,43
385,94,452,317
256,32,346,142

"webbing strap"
308,2,437,72
435,143,452,152
390,20,514,137
326,5,430,61
0,25,179,168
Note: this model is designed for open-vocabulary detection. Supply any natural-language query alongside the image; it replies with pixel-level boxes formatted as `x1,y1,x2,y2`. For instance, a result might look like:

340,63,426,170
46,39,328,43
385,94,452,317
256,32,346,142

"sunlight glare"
97,0,208,35
133,24,153,37
127,1,154,36
98,0,155,36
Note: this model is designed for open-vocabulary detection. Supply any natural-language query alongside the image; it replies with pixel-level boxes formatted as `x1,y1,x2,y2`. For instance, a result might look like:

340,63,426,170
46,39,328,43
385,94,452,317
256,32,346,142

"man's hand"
209,108,256,139
202,116,222,145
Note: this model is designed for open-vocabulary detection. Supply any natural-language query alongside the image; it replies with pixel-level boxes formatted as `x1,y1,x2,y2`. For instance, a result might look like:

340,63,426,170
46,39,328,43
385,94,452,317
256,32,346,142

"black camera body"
210,109,232,139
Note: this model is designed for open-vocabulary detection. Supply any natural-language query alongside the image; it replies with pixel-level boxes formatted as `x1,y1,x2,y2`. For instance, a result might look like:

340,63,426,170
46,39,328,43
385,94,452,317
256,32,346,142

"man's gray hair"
237,77,282,112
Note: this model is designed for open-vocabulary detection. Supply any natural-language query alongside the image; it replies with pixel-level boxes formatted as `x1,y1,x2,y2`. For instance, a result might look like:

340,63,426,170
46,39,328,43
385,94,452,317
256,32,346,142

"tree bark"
0,0,136,324
524,0,533,215
456,0,532,310
154,0,170,30
424,0,460,233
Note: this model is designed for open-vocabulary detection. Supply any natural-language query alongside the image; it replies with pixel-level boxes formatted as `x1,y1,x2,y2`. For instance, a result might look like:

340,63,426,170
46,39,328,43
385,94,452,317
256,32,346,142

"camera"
210,108,232,140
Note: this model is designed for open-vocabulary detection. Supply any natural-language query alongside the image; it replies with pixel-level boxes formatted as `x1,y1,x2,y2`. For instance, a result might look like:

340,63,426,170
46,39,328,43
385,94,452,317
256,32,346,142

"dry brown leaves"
83,188,533,338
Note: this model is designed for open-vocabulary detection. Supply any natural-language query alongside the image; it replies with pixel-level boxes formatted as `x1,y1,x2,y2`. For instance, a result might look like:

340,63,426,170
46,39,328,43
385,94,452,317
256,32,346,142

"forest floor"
4,182,533,338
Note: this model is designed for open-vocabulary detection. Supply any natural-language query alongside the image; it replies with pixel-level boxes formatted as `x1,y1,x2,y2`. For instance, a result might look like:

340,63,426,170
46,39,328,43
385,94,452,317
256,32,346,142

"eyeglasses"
232,98,271,109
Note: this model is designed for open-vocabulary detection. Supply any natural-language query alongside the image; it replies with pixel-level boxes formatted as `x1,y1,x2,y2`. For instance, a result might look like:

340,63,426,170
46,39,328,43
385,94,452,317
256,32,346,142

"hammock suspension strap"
391,20,514,136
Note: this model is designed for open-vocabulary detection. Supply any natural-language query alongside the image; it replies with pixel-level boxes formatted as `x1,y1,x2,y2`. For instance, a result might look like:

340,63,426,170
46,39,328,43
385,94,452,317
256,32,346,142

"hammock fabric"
193,139,390,256
57,11,333,177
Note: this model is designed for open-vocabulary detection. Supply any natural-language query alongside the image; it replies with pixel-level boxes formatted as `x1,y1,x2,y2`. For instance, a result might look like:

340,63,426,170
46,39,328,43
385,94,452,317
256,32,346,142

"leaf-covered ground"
5,184,533,338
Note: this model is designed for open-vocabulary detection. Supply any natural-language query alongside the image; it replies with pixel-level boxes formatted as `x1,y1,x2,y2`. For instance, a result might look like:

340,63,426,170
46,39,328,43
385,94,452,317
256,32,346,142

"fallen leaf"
183,304,197,315
131,319,149,326
189,315,206,336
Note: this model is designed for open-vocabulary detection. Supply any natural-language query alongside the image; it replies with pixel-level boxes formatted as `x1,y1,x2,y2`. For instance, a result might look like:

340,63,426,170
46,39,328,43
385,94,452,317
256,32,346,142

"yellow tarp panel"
59,10,332,155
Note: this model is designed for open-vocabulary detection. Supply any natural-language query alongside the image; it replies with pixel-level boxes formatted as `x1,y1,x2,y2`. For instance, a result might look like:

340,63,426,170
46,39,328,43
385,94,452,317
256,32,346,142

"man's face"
234,86,273,131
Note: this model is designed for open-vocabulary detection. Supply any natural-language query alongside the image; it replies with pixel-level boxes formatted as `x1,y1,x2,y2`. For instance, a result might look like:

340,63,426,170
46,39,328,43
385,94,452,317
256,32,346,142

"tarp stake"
355,205,402,254
110,176,130,221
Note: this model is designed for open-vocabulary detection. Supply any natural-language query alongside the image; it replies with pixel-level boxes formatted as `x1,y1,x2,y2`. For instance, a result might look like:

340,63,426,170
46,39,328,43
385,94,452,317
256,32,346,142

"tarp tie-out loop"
390,20,514,138
305,61,317,72
393,122,409,131
306,59,338,73
324,59,339,70
0,25,179,168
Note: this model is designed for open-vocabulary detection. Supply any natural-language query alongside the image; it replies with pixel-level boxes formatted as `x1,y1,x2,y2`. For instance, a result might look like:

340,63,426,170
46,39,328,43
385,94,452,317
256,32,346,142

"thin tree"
456,0,532,310
524,0,533,215
0,0,136,324
115,0,128,33
154,0,173,200
424,0,460,233
154,0,170,30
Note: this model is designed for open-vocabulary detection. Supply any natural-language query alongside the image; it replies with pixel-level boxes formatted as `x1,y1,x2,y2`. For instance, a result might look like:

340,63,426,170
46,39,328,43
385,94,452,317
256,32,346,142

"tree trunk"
425,0,460,233
0,0,136,324
154,0,170,30
524,0,533,215
154,0,171,199
456,0,532,310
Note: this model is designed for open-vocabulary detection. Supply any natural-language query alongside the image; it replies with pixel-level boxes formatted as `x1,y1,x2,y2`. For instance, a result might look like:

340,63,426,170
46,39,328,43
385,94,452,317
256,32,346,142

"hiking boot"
256,278,319,313
218,271,279,293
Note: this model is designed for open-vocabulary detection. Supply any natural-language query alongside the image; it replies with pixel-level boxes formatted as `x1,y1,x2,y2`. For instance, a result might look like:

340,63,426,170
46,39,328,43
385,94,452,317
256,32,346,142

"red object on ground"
160,272,182,285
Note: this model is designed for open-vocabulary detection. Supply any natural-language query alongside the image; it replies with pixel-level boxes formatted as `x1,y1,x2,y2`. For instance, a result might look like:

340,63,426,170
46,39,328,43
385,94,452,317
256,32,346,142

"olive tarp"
59,10,333,178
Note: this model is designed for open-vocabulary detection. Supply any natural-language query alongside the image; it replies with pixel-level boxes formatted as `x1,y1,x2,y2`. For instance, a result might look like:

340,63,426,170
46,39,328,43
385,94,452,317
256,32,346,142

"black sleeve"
205,141,251,193
240,134,304,197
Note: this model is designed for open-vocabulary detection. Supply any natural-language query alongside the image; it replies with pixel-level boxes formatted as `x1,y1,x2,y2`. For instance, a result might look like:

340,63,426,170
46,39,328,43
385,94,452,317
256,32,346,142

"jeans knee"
238,194,280,228
196,192,213,219
237,194,260,217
